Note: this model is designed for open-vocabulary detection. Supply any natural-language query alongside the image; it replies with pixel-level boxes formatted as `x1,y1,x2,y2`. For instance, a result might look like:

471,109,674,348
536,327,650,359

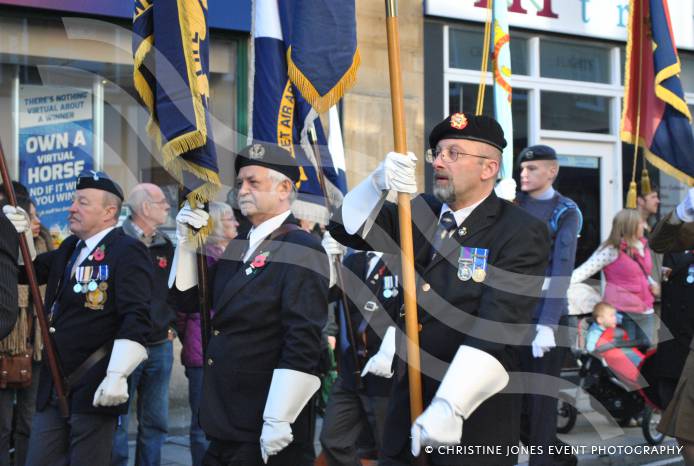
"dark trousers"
25,400,117,466
202,438,305,466
0,362,41,466
519,344,566,466
319,378,389,466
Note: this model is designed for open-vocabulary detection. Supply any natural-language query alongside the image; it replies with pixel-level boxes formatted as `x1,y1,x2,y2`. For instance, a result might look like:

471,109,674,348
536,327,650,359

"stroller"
557,315,665,445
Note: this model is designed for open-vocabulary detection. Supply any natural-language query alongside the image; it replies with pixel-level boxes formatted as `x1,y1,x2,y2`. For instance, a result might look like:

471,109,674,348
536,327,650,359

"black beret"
518,145,557,164
76,170,124,201
235,142,301,184
429,112,507,151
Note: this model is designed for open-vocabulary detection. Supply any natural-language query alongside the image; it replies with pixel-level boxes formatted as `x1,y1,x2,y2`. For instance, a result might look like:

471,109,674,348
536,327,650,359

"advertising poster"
19,85,94,239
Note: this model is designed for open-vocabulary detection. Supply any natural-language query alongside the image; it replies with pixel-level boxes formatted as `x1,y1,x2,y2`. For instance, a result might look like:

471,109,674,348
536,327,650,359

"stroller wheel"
642,408,665,445
557,397,578,434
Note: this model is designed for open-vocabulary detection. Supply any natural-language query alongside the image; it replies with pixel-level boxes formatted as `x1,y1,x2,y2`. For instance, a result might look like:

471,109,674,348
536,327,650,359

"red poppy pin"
158,257,168,269
245,252,269,276
90,245,106,262
450,112,468,130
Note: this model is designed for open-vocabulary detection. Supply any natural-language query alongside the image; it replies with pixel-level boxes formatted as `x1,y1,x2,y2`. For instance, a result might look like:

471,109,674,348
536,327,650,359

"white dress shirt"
243,210,292,262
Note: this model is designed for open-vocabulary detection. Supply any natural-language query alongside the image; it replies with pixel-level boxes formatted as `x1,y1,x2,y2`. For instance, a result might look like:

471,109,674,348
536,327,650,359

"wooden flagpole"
385,0,424,426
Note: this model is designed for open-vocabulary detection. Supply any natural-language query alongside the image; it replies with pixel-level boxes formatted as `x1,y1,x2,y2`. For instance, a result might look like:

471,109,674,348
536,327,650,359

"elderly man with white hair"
170,142,329,466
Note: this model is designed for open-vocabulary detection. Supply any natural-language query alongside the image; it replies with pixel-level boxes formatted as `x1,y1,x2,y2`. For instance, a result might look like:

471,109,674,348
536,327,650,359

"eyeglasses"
425,147,491,164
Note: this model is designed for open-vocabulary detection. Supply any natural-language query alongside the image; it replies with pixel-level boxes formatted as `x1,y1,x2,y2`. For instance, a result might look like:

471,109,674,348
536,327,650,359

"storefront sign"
426,0,694,50
19,85,93,236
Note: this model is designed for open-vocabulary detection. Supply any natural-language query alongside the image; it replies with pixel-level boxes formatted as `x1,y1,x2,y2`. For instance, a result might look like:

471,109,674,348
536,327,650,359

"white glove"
93,339,148,407
411,346,508,457
3,205,29,233
494,178,517,202
675,187,694,222
361,326,396,378
168,202,209,290
372,152,417,194
260,369,320,463
531,324,556,358
322,231,346,288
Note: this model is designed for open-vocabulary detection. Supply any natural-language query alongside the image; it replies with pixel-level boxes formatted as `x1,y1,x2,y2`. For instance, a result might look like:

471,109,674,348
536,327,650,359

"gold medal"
85,288,107,310
98,281,108,291
472,268,486,283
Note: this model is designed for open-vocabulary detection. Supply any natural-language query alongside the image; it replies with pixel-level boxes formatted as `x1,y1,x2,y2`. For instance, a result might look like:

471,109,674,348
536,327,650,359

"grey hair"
268,169,297,204
102,192,122,221
126,185,151,216
208,201,233,240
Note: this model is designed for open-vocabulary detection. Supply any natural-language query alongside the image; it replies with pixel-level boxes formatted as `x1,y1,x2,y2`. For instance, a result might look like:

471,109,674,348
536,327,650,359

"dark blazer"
27,227,153,415
176,214,329,444
329,193,549,465
0,215,18,340
336,251,400,396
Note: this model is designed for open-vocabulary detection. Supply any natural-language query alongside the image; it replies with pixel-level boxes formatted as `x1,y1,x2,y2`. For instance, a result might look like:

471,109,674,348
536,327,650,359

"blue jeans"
111,340,173,466
185,366,209,466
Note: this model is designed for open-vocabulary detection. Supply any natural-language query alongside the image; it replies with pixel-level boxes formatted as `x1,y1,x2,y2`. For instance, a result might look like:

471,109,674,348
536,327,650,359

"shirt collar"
530,186,556,200
244,210,292,261
83,226,115,253
439,196,487,227
365,251,383,277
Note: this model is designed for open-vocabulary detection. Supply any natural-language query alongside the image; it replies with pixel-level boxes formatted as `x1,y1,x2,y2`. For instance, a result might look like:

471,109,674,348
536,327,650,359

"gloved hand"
675,187,694,222
322,231,346,288
411,346,509,456
361,326,396,378
531,324,556,358
411,399,463,455
93,339,148,407
371,152,417,194
260,369,320,463
176,201,210,245
494,178,517,202
2,205,29,234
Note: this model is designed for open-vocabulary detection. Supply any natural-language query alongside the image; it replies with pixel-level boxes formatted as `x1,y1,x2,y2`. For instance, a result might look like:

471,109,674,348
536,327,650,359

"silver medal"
73,283,82,293
383,288,392,299
458,265,472,281
88,281,98,292
687,275,694,284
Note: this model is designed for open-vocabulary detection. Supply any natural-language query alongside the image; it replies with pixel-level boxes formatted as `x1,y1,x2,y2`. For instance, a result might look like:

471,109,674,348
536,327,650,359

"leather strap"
65,342,110,389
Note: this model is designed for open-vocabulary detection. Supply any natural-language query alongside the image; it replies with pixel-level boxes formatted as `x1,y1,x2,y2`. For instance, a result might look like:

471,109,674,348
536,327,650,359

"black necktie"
430,211,457,262
52,240,85,318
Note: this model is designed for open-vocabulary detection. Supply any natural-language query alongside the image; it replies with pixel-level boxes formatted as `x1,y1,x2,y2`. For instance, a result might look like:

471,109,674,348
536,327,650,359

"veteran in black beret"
170,142,328,465
4,170,153,465
328,113,550,465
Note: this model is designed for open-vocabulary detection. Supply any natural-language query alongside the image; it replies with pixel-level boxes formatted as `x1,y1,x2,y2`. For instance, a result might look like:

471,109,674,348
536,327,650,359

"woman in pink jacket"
571,209,660,350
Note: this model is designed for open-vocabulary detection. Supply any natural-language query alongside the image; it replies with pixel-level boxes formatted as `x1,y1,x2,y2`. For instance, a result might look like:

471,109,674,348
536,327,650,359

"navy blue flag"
252,0,348,224
133,0,221,235
286,0,360,114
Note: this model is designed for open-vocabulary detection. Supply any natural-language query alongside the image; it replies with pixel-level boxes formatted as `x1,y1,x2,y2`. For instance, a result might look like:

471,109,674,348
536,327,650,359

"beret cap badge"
450,113,468,130
249,143,266,160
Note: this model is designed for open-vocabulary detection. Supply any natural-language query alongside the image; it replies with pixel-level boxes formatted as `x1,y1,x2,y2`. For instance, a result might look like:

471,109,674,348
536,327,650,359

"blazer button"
49,327,56,334
213,329,220,336
422,283,431,292
418,324,423,332
207,358,214,366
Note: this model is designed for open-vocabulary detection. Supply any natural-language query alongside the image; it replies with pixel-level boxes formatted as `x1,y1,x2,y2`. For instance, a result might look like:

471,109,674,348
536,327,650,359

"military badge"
249,143,266,160
450,112,468,130
457,247,474,281
85,286,107,310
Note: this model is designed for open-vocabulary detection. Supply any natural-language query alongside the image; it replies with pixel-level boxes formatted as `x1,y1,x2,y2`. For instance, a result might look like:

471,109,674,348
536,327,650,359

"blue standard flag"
133,0,221,227
287,0,359,114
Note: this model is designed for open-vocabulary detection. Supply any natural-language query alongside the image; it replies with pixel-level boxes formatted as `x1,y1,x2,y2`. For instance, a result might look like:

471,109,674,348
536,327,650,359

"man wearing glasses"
112,183,175,466
328,113,550,466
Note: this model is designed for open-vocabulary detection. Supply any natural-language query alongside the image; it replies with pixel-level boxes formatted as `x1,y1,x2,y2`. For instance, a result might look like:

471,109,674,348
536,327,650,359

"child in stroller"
559,301,664,444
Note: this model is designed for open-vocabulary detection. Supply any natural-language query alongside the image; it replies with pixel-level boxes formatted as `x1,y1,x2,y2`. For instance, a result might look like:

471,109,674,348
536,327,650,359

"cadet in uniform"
515,145,581,466
170,142,329,466
5,171,152,466
318,243,400,464
329,113,550,466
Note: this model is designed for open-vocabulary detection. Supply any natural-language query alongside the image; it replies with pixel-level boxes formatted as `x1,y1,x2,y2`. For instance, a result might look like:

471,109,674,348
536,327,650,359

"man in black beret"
515,145,581,466
170,142,328,465
5,170,152,465
328,113,550,465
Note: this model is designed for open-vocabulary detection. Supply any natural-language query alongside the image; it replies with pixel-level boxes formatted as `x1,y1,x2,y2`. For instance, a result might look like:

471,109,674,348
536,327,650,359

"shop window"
540,39,610,83
540,91,610,134
448,82,528,170
448,27,528,75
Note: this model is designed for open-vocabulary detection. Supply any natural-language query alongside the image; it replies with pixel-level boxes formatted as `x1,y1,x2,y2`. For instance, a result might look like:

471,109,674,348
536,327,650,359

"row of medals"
73,265,109,293
458,256,487,282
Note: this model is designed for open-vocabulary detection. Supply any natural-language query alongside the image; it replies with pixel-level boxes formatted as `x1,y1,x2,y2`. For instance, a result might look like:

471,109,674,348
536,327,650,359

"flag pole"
385,0,424,426
0,140,70,418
